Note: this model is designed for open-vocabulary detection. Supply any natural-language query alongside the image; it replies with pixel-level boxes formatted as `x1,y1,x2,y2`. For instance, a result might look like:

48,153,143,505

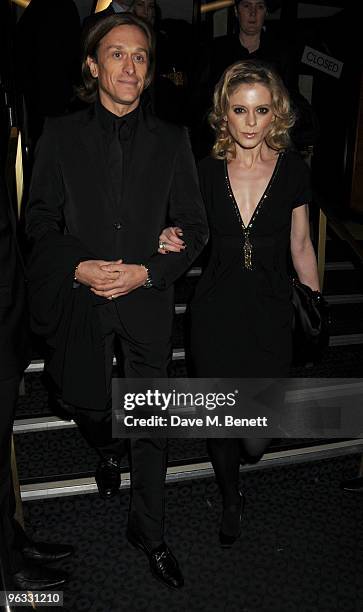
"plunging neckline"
225,152,284,230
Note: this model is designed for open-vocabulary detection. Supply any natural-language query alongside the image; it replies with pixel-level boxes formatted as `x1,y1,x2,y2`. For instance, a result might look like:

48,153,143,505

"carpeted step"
14,422,344,486
20,453,363,612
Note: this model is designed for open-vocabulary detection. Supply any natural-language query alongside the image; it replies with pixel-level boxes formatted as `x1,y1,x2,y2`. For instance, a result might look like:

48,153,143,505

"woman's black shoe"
219,492,244,548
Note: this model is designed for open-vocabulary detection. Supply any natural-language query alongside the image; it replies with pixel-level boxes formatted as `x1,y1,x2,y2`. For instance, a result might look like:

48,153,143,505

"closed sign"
302,46,343,79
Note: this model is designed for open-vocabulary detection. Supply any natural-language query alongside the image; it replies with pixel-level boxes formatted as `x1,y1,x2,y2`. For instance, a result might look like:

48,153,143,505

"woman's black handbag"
291,278,330,366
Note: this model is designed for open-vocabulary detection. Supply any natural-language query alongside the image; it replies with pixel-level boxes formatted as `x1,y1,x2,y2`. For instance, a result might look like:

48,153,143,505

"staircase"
13,231,363,502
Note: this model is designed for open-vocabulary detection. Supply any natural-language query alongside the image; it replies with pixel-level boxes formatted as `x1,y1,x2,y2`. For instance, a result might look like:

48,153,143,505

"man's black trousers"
72,300,171,550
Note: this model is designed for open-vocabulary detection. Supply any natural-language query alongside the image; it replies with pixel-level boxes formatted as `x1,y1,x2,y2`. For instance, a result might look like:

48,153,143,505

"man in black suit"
26,13,208,589
0,173,73,592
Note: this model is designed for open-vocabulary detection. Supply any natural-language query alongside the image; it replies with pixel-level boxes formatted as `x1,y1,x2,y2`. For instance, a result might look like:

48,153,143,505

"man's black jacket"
26,103,208,411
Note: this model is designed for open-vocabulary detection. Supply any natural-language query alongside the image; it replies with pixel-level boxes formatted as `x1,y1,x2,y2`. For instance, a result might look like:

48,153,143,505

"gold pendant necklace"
243,231,253,270
224,154,283,271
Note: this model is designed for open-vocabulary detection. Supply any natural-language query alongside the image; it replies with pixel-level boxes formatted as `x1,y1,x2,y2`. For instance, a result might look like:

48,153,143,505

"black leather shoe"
95,456,121,499
12,564,68,590
127,530,184,589
219,491,244,548
20,539,74,564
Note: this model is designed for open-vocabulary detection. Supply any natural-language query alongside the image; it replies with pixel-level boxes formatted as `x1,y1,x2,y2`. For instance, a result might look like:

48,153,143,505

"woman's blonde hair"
209,60,295,160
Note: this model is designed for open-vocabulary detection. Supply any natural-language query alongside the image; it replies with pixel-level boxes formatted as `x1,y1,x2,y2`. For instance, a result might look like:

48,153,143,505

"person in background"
82,1,160,40
207,0,287,85
15,0,80,152
0,172,73,592
193,0,318,156
133,0,156,23
82,0,136,36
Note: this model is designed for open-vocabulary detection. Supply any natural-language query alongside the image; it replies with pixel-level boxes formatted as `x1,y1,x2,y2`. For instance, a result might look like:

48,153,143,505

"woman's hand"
158,226,185,254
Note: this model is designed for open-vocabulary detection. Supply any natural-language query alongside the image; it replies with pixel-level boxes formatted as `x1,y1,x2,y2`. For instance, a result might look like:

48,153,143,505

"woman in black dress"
159,60,320,546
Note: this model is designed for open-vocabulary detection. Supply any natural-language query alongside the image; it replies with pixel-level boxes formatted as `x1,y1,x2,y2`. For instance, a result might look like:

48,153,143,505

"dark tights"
207,438,271,506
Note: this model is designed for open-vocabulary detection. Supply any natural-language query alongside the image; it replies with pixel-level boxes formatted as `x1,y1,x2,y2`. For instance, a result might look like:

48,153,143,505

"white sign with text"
302,46,343,79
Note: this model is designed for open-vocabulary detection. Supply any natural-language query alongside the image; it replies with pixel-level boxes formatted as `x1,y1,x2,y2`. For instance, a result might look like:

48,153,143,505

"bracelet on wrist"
140,264,153,289
312,291,323,303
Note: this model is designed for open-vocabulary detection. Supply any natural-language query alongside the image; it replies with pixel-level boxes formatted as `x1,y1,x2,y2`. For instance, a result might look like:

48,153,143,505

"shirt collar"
96,97,139,136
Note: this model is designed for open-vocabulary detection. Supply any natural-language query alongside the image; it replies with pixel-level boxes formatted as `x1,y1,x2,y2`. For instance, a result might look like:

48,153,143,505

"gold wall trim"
12,0,234,14
11,0,29,8
201,0,233,14
95,0,110,12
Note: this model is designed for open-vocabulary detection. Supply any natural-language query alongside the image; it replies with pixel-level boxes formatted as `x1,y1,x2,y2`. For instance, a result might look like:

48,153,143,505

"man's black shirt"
95,99,139,207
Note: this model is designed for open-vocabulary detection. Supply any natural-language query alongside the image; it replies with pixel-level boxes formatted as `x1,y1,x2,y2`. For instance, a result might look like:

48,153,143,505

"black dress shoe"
20,539,74,564
12,564,68,590
95,456,121,499
219,491,244,548
127,530,184,589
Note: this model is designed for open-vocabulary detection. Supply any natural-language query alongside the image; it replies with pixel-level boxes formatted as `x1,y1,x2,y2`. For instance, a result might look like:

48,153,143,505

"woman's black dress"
190,150,311,378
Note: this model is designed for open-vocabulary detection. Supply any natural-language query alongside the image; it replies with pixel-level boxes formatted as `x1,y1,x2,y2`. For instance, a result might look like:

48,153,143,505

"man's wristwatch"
141,265,153,288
